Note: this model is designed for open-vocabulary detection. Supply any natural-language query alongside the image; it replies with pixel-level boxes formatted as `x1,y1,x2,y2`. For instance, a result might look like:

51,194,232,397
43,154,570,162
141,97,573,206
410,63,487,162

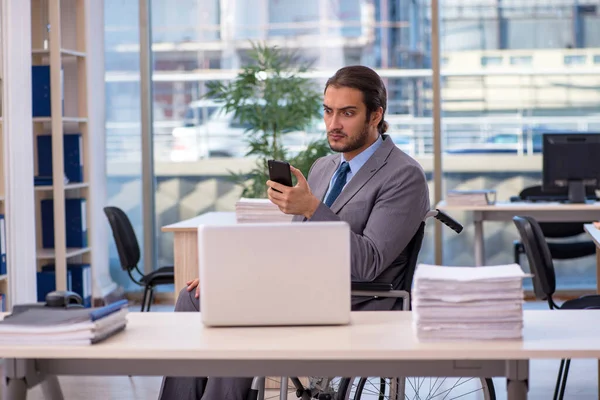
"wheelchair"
245,209,497,400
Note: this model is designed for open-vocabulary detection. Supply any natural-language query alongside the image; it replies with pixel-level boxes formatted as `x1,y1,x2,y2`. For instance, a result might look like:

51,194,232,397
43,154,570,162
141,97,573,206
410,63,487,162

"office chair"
245,210,497,400
511,185,597,264
104,206,175,312
513,215,600,400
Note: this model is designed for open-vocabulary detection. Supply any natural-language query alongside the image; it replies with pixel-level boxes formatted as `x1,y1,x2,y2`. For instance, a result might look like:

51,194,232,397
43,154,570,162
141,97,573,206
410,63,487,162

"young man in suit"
159,65,430,400
268,65,430,310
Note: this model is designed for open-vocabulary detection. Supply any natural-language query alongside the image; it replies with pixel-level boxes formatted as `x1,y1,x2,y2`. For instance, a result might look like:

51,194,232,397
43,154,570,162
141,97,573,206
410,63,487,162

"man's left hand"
267,166,320,219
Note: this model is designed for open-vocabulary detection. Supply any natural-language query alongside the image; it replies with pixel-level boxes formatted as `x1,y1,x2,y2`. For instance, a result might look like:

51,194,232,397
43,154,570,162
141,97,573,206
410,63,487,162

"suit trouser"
158,287,254,400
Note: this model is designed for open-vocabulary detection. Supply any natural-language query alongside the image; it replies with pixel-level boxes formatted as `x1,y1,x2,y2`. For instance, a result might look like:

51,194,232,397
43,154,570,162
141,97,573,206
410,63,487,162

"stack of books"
0,299,129,345
412,264,526,341
235,198,294,223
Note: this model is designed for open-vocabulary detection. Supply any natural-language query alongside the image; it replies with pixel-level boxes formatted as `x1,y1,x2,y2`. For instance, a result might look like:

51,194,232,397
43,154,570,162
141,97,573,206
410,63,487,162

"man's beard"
328,124,370,153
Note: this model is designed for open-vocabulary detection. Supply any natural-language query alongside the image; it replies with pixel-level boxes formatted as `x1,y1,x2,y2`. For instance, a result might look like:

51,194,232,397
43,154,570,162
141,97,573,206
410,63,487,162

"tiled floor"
1,301,598,399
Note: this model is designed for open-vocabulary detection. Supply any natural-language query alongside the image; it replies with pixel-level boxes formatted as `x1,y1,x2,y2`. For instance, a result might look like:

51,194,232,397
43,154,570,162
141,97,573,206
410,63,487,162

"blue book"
37,134,83,183
41,198,88,248
41,263,92,307
32,65,51,117
0,214,6,276
36,269,73,303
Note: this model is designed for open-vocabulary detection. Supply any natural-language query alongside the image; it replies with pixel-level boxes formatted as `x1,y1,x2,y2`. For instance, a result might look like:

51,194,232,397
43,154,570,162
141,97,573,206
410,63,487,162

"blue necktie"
325,162,351,207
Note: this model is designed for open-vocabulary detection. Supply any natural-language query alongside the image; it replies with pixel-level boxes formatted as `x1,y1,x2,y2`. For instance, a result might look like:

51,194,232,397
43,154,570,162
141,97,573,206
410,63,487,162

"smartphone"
268,160,293,191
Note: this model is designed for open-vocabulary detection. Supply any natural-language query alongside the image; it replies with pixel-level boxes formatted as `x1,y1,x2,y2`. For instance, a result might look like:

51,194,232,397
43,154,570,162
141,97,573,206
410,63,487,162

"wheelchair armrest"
351,282,393,292
351,288,411,311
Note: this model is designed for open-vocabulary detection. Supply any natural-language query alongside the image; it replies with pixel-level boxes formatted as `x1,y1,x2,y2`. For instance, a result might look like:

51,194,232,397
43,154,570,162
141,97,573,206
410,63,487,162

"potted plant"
204,42,331,198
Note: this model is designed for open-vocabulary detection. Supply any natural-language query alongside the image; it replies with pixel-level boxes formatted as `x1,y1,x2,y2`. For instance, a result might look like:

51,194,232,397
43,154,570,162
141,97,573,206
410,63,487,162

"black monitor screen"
542,133,600,202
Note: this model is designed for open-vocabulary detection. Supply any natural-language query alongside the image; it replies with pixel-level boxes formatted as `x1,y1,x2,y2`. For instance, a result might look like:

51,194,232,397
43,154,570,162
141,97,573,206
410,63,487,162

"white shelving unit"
31,0,93,295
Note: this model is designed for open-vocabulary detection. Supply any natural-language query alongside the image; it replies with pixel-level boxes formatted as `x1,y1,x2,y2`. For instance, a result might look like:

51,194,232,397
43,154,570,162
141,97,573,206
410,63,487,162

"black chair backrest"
400,221,426,294
512,215,556,301
103,206,141,271
517,185,594,238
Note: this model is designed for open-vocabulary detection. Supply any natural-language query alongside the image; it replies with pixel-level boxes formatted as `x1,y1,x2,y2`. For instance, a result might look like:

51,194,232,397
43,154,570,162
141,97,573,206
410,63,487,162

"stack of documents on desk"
235,198,294,223
446,189,496,206
412,264,526,341
0,299,128,345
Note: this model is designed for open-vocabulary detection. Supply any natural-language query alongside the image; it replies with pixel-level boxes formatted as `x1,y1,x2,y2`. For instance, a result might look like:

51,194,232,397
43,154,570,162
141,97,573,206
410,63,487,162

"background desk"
437,201,600,269
4,310,600,400
161,212,236,299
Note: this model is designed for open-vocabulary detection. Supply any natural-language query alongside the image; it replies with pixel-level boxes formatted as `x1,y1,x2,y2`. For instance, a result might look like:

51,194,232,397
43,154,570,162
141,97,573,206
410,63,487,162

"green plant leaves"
204,41,332,198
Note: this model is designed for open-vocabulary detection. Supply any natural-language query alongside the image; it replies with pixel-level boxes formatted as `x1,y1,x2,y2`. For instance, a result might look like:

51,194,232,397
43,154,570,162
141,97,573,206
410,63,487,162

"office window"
564,55,587,65
480,56,503,67
440,0,600,290
104,0,145,291
134,0,433,269
506,19,571,49
581,10,600,47
442,20,499,51
510,56,532,66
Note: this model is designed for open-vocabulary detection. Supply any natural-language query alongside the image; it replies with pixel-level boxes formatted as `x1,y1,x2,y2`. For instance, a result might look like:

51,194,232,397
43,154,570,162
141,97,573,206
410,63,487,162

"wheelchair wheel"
337,376,496,400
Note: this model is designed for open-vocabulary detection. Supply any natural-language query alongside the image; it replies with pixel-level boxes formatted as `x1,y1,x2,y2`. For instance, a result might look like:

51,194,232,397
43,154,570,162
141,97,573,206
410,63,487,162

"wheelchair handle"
425,209,463,234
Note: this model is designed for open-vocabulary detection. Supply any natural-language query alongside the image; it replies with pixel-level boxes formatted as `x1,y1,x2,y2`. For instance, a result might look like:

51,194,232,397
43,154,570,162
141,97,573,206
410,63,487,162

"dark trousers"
158,287,254,400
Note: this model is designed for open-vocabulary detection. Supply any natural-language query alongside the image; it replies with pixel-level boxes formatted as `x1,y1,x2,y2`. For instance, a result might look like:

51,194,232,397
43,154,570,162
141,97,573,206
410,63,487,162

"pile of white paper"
412,264,526,341
446,190,496,206
235,198,294,223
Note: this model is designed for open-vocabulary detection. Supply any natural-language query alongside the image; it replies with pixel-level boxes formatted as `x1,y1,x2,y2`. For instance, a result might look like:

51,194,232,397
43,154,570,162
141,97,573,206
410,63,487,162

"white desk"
584,223,600,399
161,212,236,298
3,310,600,400
437,201,600,267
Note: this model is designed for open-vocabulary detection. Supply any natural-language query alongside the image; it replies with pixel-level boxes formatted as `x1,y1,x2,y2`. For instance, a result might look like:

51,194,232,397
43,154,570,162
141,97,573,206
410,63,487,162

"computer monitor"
542,132,600,204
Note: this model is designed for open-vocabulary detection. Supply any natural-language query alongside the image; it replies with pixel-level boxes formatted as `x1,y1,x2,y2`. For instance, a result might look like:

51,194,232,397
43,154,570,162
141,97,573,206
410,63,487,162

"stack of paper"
412,264,526,341
0,299,129,345
235,198,294,223
446,189,496,206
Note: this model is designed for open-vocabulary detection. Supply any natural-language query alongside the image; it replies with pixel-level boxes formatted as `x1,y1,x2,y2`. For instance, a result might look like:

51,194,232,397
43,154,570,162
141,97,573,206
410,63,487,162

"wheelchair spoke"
449,387,488,400
427,378,478,400
427,377,448,400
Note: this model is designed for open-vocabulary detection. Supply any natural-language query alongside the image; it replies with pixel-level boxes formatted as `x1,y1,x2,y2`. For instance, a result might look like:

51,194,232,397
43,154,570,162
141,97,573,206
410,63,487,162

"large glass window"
145,0,435,269
104,0,600,293
440,0,600,290
104,0,145,291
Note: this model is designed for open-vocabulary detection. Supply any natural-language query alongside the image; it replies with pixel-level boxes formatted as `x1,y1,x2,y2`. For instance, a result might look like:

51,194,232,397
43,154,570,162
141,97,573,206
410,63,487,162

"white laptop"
198,221,351,327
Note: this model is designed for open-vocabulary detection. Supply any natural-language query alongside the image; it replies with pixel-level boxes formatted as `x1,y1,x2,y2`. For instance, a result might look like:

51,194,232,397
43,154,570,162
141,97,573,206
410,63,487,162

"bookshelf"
31,0,92,303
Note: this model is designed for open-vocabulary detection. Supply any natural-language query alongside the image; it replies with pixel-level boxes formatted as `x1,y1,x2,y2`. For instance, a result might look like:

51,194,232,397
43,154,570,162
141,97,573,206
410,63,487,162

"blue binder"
40,263,92,307
37,134,83,183
0,214,6,276
32,65,51,117
41,198,88,248
37,268,73,303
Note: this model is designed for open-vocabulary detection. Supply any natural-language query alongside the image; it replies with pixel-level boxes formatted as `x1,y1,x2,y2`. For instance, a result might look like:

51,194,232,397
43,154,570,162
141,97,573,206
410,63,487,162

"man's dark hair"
324,65,388,134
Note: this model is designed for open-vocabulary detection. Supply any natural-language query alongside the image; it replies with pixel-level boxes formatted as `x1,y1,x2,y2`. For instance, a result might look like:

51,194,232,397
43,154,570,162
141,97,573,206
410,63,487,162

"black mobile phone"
268,160,293,190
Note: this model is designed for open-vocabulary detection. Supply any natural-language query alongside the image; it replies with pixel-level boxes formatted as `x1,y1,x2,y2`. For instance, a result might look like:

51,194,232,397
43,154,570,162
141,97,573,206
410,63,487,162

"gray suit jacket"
292,135,430,310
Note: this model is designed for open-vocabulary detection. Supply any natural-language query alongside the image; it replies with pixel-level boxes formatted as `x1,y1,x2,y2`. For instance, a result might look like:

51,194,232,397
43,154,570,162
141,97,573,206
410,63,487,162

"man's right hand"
186,278,199,299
